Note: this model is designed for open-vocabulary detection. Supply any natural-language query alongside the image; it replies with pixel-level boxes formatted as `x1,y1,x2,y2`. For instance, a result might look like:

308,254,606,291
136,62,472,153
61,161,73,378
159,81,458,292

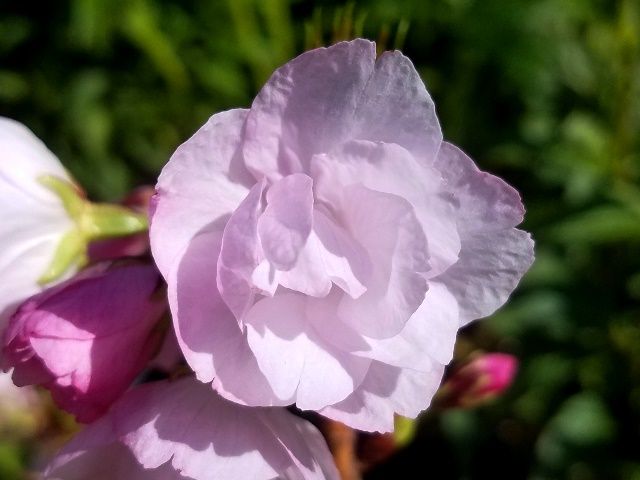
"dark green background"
1,1,639,478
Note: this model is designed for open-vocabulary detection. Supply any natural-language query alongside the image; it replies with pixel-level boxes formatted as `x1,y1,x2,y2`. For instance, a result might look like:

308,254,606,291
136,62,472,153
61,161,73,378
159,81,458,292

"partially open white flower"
0,118,78,330
0,118,149,334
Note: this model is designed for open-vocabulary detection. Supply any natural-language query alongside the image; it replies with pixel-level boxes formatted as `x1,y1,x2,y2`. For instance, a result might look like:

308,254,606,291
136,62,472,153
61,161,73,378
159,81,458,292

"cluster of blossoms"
1,39,533,479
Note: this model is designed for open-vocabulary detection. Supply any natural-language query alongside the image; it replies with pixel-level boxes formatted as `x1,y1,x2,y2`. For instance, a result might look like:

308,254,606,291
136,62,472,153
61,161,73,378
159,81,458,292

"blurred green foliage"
1,0,639,478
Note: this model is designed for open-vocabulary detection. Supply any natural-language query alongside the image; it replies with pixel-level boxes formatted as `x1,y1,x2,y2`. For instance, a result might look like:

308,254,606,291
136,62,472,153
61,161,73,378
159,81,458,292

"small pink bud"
441,353,518,408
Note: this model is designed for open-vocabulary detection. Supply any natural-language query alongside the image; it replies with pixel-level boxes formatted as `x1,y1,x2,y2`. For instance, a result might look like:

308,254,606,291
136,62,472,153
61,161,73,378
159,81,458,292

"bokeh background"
1,0,639,479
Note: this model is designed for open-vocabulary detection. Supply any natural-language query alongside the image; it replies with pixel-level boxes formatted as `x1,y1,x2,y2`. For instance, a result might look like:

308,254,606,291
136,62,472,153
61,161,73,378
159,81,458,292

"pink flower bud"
441,353,518,408
1,263,166,423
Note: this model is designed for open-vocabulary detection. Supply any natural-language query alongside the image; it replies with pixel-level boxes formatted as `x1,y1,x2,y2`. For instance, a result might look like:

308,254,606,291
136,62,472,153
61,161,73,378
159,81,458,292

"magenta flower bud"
1,263,166,423
442,353,518,408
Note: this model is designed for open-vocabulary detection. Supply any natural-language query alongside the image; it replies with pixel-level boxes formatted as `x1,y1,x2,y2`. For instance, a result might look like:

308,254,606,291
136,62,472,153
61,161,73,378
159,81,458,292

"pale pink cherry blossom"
45,377,339,480
1,262,166,423
150,39,534,432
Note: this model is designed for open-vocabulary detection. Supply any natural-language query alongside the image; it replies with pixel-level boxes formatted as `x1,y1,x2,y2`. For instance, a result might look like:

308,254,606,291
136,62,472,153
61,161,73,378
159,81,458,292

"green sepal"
394,415,418,447
38,175,85,218
37,229,87,285
81,203,148,240
36,174,149,285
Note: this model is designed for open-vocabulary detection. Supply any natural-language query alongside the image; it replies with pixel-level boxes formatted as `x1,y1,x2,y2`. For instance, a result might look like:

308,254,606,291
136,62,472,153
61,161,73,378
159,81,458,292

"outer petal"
169,224,284,406
334,282,459,369
0,117,73,200
437,228,534,325
352,50,442,162
434,143,535,324
243,39,377,179
116,378,338,480
320,360,444,433
45,415,188,480
152,109,284,404
0,238,69,331
435,142,525,233
0,118,75,329
46,379,339,480
245,293,371,410
243,41,443,179
150,109,253,280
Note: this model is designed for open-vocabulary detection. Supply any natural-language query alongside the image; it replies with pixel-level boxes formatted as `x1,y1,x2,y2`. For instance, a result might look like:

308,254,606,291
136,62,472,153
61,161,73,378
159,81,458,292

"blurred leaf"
121,0,189,90
489,291,571,340
536,392,616,470
0,16,31,54
548,206,640,244
0,70,28,102
514,354,574,423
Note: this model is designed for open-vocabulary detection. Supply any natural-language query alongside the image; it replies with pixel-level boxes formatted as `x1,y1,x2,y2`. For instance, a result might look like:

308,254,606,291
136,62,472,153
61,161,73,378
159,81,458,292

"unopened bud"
439,353,518,408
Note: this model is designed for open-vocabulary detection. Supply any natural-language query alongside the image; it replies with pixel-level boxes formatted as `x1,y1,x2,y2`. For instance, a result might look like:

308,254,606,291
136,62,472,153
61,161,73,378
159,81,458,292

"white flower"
0,117,77,330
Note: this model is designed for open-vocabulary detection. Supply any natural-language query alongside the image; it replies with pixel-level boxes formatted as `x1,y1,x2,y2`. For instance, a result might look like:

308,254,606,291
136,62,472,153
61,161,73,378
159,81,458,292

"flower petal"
434,143,535,324
243,41,444,178
257,173,314,271
312,139,459,278
243,39,377,178
116,379,338,480
320,360,444,433
352,50,442,162
46,378,338,480
45,415,187,480
245,293,371,410
0,117,73,201
169,225,285,406
355,282,459,368
150,109,253,279
334,184,429,338
0,118,75,329
274,209,370,299
435,142,525,233
216,180,265,321
438,228,534,325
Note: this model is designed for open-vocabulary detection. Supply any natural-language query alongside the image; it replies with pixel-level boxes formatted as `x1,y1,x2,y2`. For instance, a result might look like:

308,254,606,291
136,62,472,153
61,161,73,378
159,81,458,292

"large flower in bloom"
150,39,534,432
2,263,165,422
45,377,338,480
0,118,76,329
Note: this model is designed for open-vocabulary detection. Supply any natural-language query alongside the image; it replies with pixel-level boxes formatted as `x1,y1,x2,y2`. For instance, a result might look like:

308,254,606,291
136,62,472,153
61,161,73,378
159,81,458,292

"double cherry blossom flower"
151,39,534,432
1,39,533,479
